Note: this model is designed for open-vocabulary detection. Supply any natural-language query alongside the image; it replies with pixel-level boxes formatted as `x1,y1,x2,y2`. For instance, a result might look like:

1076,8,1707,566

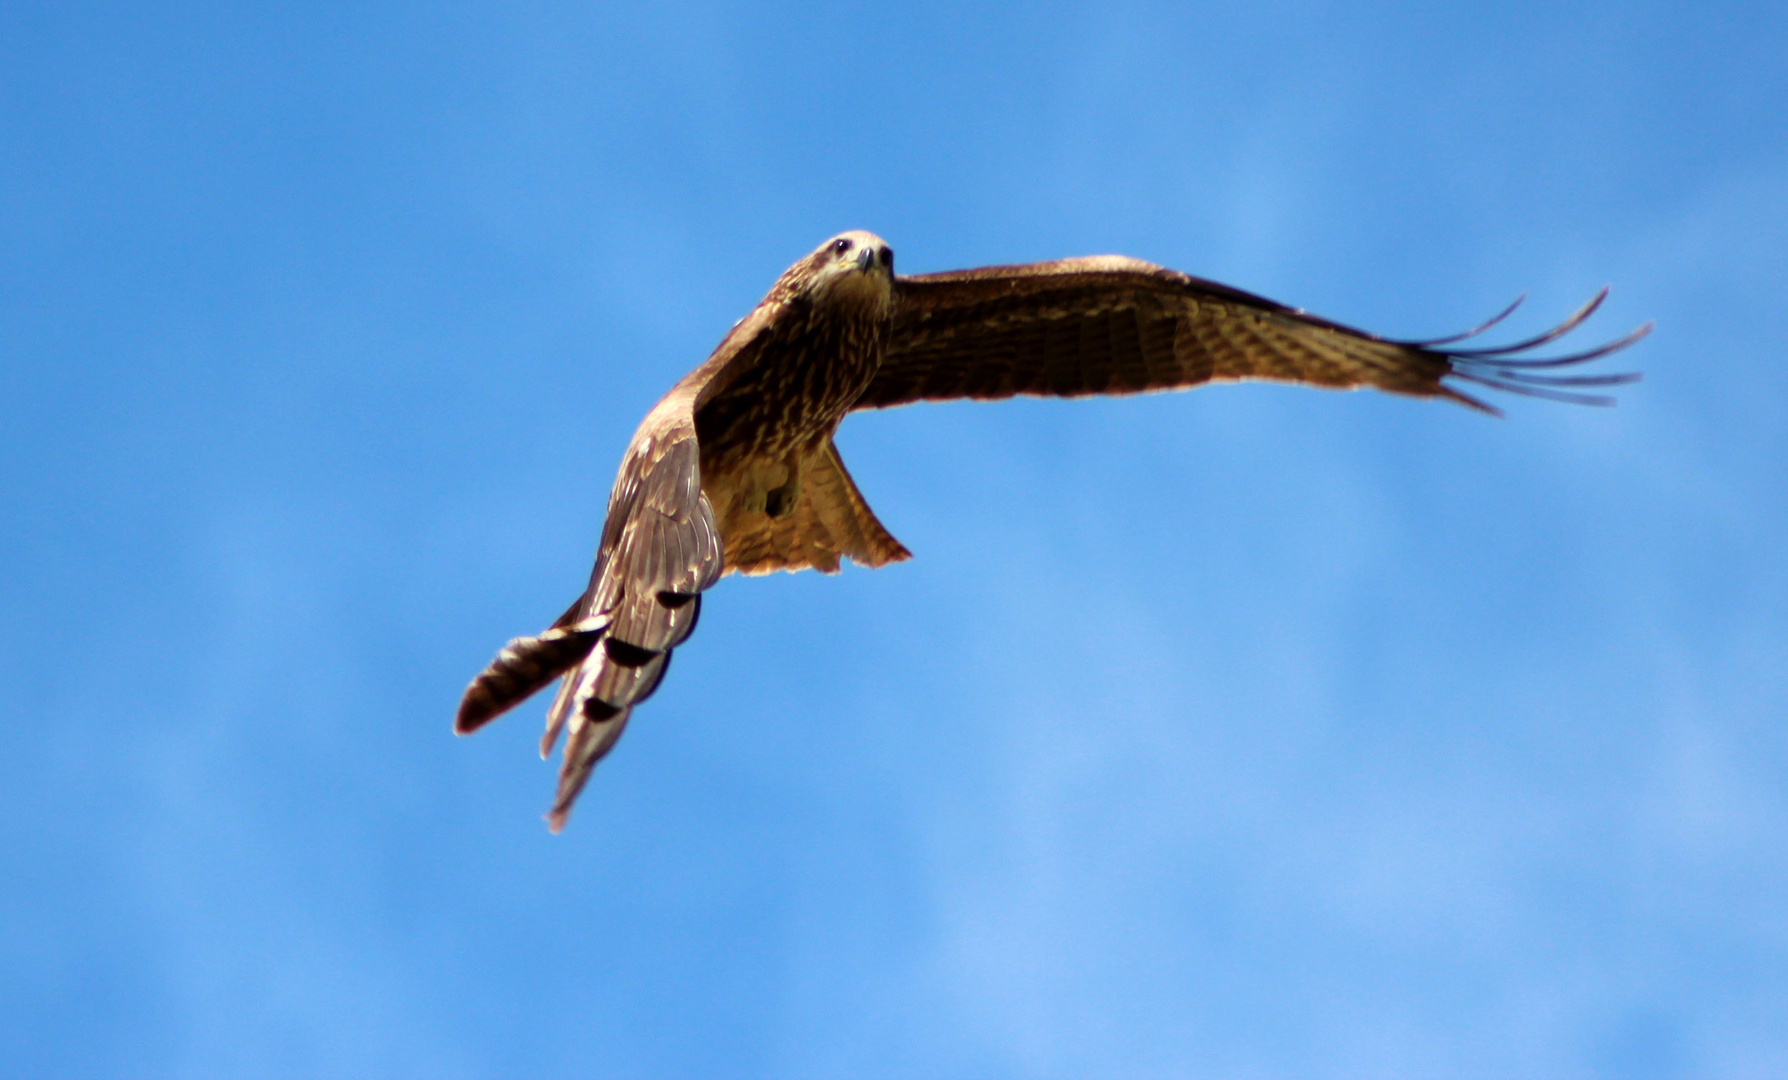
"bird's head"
775,230,895,314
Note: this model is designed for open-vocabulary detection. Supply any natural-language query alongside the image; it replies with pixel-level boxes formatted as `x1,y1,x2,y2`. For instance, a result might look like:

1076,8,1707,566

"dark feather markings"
459,416,723,832
583,698,623,722
603,636,660,668
531,428,724,830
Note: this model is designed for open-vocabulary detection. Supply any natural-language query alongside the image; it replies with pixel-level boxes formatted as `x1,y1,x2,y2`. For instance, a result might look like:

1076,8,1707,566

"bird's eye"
879,246,893,272
832,238,852,256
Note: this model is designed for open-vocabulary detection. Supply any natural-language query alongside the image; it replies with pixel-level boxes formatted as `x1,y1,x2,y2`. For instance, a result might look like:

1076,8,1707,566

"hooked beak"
855,245,876,273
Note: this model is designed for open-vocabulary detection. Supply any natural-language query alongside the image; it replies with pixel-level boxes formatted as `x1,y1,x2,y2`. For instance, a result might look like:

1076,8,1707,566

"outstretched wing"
456,407,722,831
855,257,1647,415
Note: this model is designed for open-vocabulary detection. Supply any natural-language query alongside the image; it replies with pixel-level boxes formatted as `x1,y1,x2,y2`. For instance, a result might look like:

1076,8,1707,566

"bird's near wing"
455,405,722,831
855,257,1648,415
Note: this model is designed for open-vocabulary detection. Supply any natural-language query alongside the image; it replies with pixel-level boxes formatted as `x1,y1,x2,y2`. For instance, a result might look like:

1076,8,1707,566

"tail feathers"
725,441,911,575
812,440,911,568
455,616,608,735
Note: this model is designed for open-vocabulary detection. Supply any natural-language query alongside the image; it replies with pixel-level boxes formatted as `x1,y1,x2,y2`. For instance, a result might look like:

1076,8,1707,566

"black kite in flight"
456,231,1647,830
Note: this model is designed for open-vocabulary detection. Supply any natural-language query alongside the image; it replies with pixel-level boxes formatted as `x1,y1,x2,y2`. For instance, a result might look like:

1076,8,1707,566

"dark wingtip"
1433,288,1648,410
454,694,495,736
454,621,608,740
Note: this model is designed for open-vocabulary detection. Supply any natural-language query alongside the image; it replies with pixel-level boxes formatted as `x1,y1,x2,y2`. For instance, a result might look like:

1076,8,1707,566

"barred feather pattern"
856,258,1645,415
540,435,722,831
453,615,608,736
455,429,722,832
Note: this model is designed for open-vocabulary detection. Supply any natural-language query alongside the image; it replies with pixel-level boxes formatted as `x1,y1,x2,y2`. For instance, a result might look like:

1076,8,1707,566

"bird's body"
691,238,904,576
457,230,1646,830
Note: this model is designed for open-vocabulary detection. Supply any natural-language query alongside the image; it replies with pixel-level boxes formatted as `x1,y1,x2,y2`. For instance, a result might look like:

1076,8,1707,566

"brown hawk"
456,231,1647,830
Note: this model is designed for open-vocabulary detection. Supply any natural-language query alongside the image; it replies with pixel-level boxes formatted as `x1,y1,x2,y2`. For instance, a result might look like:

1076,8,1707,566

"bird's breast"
696,308,888,470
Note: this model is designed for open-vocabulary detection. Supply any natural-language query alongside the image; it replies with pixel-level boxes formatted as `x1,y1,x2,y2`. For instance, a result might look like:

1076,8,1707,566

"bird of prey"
456,230,1646,831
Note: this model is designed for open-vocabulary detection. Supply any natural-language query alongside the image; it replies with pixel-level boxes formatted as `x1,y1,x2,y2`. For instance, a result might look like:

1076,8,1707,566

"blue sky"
3,2,1784,1076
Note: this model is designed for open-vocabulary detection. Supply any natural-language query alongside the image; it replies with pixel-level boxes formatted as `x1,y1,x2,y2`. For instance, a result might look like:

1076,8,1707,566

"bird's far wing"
455,404,722,831
454,290,791,831
855,257,1648,415
542,418,721,831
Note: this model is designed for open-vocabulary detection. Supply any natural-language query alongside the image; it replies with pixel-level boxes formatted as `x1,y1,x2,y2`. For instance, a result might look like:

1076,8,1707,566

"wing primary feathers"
1435,287,1609,357
1446,371,1627,407
532,431,722,831
1466,370,1642,388
459,412,720,830
454,617,608,735
1399,294,1526,347
547,704,632,833
1445,320,1655,369
1433,296,1651,408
